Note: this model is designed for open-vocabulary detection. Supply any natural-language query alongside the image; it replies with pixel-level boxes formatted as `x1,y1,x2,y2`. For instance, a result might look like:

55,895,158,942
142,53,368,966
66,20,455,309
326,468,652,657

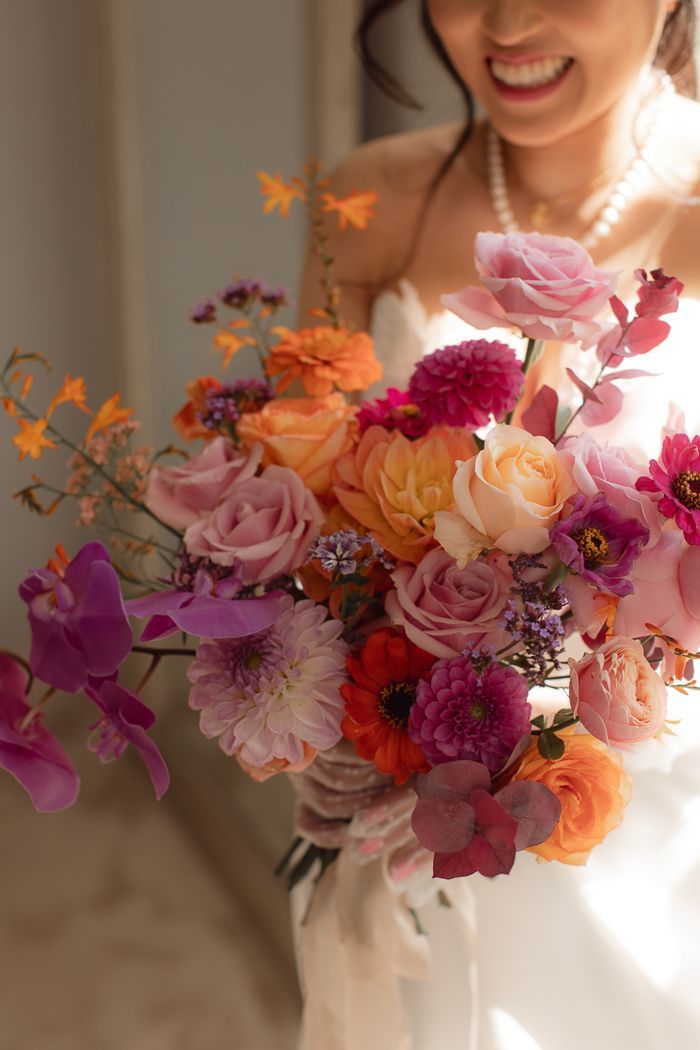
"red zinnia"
341,628,435,784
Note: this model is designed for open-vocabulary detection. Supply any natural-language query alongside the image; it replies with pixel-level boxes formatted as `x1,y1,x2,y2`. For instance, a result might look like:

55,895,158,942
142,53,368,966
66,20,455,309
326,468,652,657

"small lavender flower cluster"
307,530,394,577
196,378,273,434
503,554,566,684
189,280,289,324
170,550,243,594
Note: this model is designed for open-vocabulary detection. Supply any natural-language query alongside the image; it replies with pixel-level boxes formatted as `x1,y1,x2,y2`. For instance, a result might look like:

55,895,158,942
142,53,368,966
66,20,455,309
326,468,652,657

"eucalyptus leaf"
537,732,566,761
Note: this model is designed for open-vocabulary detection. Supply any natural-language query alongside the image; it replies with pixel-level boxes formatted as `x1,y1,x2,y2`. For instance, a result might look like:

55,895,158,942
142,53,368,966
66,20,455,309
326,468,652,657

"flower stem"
132,644,197,657
0,649,34,693
19,685,56,733
136,654,162,693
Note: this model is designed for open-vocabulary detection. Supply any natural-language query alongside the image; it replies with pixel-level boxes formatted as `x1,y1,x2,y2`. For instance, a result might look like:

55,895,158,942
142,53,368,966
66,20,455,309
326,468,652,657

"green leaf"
552,708,573,726
537,732,565,761
531,714,546,730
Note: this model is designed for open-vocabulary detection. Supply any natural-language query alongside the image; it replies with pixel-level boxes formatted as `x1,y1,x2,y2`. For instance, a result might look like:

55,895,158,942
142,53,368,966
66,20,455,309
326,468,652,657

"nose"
482,0,545,48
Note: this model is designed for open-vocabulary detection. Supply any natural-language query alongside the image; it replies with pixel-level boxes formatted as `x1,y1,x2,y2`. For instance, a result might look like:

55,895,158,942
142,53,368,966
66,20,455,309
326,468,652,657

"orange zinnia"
341,629,435,784
266,325,382,396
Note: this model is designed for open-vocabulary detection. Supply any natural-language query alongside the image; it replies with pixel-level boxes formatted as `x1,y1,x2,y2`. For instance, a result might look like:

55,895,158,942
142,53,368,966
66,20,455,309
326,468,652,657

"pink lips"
486,54,574,102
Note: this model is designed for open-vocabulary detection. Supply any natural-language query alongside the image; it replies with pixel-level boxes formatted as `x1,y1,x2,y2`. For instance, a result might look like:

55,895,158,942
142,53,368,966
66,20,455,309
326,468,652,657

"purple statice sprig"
502,554,567,685
195,378,273,441
307,530,394,579
218,278,289,312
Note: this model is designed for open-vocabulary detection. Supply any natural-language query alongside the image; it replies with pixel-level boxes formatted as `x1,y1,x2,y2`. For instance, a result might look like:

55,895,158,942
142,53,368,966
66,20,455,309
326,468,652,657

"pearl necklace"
486,73,674,251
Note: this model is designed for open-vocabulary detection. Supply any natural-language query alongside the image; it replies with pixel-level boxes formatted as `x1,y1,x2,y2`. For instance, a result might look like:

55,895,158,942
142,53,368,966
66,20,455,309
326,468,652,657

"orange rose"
512,732,632,865
334,424,477,564
236,393,357,499
266,325,382,396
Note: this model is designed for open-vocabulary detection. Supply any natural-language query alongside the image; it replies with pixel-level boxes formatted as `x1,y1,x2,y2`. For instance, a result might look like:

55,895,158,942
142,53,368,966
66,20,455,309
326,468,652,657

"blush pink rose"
184,465,323,583
145,436,263,529
562,433,661,544
569,637,667,748
613,530,700,658
385,548,512,659
443,231,618,346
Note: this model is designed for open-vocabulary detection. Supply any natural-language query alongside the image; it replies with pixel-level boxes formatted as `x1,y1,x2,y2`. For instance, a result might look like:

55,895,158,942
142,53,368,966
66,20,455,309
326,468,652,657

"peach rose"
237,394,357,499
436,424,575,559
512,731,632,865
569,638,668,748
333,424,477,564
236,742,317,782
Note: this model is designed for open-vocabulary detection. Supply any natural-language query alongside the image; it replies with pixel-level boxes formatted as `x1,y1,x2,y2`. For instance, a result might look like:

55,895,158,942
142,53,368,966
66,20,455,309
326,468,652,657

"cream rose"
435,424,576,559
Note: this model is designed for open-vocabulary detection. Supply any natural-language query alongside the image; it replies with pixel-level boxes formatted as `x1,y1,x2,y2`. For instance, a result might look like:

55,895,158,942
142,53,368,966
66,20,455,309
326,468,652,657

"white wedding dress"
293,282,700,1050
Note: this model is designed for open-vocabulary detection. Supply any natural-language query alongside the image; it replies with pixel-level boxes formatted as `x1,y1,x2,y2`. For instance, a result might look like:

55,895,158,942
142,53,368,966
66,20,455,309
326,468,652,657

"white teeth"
490,56,571,88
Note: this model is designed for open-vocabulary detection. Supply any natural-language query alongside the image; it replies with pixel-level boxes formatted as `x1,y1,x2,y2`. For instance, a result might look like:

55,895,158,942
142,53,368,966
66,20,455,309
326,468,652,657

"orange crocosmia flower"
20,374,34,399
2,398,18,417
266,326,382,397
12,417,57,460
46,374,90,418
213,327,256,369
85,393,133,443
510,730,632,866
257,170,305,217
173,375,222,441
321,190,378,231
341,628,434,785
333,424,477,564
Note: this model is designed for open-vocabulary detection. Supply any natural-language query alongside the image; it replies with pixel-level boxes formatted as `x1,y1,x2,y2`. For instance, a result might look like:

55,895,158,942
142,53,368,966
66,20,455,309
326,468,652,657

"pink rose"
385,548,512,659
570,637,667,748
614,531,700,657
146,437,263,529
562,433,661,543
184,465,323,583
443,231,618,346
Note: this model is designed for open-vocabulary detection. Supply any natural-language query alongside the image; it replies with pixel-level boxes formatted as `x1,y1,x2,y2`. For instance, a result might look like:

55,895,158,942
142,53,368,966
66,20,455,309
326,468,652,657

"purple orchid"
18,542,133,694
412,758,561,879
84,675,169,800
0,653,80,811
550,493,650,596
125,566,281,642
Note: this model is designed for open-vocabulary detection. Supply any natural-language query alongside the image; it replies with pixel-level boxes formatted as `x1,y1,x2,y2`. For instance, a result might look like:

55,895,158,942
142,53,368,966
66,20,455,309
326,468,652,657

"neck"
502,73,653,204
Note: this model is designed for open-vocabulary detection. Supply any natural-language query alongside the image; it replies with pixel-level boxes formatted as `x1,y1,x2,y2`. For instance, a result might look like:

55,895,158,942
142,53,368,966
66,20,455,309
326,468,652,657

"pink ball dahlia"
637,433,700,546
408,339,524,431
409,654,531,772
186,595,348,775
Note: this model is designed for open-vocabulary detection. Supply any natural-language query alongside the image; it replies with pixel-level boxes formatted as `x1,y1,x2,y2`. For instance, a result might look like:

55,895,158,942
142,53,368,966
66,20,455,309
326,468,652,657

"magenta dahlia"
409,654,531,772
408,339,524,431
357,387,429,439
636,433,700,546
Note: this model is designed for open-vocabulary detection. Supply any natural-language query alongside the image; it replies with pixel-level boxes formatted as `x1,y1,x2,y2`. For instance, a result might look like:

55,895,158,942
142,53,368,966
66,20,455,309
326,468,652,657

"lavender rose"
385,548,512,659
184,464,323,583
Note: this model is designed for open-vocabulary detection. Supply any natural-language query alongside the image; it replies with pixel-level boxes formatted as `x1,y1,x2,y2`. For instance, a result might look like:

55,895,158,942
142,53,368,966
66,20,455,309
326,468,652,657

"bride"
294,2,700,1048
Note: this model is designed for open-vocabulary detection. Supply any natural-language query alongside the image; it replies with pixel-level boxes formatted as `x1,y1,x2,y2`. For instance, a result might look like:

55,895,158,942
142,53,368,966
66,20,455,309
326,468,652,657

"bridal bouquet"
3,162,699,884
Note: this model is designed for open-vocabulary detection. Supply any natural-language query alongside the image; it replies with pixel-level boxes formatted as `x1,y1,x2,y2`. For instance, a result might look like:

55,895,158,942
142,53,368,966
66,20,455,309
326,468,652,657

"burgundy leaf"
580,381,624,426
412,795,476,853
495,780,561,850
413,759,491,803
623,317,670,355
521,385,559,441
433,792,517,879
609,295,629,325
565,368,602,404
598,368,658,383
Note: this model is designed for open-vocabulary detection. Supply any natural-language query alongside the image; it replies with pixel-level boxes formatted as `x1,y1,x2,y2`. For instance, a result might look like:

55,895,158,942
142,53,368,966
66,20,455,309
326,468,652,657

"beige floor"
0,738,301,1050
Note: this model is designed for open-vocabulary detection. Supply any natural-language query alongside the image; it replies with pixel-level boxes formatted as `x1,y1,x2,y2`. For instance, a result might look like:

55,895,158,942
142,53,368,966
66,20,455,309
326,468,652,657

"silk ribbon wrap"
290,743,479,1050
